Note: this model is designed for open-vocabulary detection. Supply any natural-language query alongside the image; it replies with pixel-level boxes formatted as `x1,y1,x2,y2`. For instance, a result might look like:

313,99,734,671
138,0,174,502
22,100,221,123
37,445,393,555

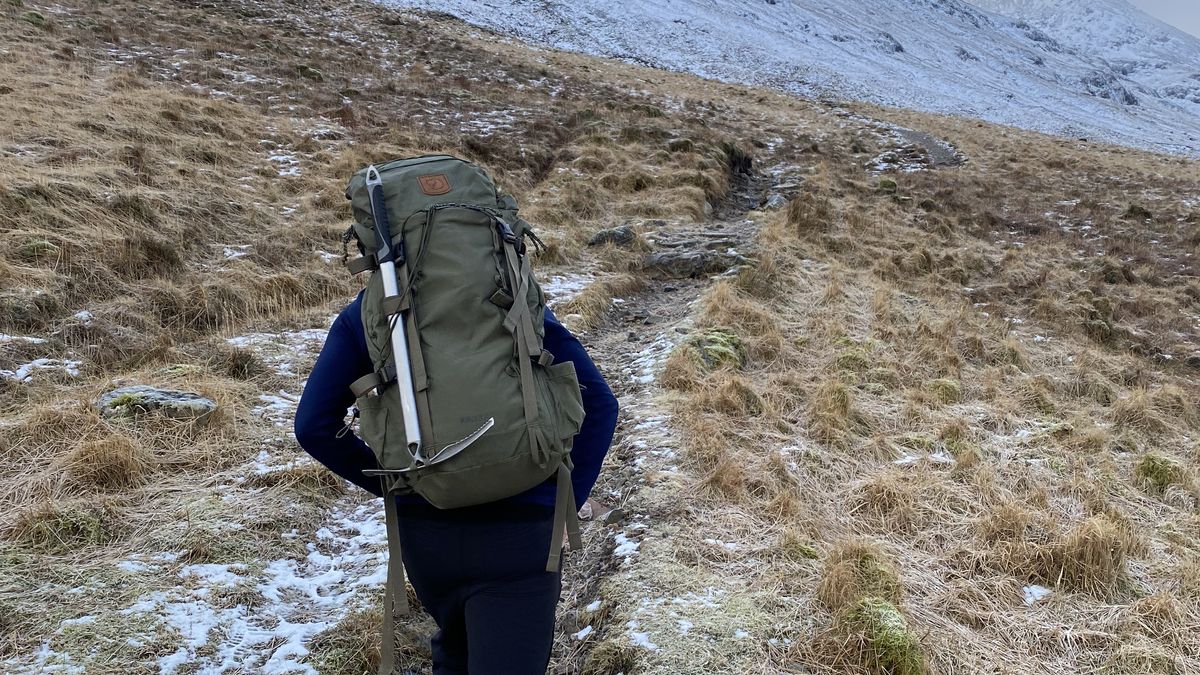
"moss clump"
877,178,898,194
105,391,151,417
157,363,202,377
845,597,926,675
667,138,695,153
779,529,820,561
835,348,872,372
1134,454,1186,495
1122,204,1153,221
18,238,58,261
896,434,936,451
21,10,45,27
10,501,120,552
628,103,664,117
925,378,962,404
296,65,323,81
688,328,748,371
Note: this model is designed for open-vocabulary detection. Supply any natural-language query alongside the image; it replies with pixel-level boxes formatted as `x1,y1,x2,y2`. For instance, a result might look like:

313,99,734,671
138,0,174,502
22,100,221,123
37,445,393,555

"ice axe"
361,166,493,471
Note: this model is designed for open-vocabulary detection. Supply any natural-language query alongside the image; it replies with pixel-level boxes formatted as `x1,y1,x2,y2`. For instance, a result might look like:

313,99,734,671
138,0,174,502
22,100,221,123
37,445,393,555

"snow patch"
1,358,82,382
1023,584,1052,605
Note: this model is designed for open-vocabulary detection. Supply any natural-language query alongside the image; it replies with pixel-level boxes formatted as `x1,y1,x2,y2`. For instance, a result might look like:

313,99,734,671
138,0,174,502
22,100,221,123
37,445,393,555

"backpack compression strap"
495,220,583,570
379,482,409,675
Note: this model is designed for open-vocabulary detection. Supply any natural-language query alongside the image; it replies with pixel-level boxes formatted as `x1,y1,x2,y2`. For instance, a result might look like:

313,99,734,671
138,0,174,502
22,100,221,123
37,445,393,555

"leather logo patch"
418,173,451,196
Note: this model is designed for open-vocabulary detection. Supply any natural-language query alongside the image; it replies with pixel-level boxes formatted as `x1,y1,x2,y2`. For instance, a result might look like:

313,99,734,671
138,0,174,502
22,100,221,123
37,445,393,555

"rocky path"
10,161,774,674
548,171,771,673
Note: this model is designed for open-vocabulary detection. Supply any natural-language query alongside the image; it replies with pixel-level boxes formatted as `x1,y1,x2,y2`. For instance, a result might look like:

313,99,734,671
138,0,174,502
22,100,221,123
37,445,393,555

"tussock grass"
556,274,646,331
817,540,904,610
61,435,152,492
6,0,1200,671
645,76,1200,673
9,499,123,553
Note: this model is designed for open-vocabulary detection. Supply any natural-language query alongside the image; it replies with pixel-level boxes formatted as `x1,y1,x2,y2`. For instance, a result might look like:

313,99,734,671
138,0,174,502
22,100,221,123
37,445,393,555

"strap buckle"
495,218,519,245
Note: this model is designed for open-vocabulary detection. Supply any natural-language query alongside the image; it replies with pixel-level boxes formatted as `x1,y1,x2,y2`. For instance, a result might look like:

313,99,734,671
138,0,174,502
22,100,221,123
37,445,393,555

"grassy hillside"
1,0,1198,672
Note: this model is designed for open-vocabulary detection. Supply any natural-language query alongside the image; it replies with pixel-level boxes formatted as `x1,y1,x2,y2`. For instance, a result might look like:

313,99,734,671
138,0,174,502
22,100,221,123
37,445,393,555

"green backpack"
343,155,585,673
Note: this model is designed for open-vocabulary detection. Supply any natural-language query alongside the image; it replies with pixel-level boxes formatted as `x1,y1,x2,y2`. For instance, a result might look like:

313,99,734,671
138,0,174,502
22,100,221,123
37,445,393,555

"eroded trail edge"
549,166,774,674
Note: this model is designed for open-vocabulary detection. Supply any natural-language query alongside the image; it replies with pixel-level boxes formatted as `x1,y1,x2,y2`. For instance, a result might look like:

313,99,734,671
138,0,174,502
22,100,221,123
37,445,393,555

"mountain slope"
973,0,1200,116
380,0,1200,155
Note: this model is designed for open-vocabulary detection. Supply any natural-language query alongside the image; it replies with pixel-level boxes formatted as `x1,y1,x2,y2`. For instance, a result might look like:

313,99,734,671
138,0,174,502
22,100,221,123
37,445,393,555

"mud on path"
548,168,772,674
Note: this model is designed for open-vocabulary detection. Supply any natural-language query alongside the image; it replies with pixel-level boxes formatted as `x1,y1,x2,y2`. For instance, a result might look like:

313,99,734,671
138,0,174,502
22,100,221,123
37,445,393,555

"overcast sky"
1129,0,1200,38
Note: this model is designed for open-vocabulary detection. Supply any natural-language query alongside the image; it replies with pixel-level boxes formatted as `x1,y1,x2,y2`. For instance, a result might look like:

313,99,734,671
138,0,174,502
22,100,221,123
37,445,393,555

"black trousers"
396,502,562,675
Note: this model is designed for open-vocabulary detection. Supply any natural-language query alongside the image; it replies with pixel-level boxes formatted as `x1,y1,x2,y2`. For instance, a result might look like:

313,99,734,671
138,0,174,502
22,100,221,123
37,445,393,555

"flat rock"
587,226,638,247
643,250,747,279
762,193,789,209
98,385,217,425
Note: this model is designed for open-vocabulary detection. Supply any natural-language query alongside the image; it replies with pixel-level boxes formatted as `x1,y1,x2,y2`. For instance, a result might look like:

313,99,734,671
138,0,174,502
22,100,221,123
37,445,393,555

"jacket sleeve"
294,302,384,497
543,309,619,509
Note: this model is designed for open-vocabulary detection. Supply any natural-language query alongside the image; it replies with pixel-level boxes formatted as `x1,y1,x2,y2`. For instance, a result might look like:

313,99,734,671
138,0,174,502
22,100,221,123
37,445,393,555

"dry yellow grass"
3,0,1200,671
624,68,1200,673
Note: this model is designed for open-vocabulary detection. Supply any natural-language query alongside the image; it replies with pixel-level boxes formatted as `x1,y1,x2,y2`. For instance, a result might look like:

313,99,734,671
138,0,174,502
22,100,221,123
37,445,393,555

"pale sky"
1129,0,1200,38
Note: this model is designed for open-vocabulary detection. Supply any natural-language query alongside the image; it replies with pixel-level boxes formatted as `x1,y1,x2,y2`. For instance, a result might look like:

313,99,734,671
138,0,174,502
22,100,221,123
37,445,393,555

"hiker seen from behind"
295,155,619,675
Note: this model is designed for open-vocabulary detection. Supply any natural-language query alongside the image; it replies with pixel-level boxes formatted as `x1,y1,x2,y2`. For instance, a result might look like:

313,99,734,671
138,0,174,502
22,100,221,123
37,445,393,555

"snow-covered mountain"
379,0,1200,156
973,0,1200,116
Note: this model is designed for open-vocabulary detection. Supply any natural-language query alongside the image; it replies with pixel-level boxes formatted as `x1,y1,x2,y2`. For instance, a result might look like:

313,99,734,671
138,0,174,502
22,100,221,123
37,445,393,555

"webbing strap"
391,255,428,395
380,486,408,675
546,462,582,572
346,254,377,275
499,238,549,467
350,364,397,398
381,294,409,318
501,242,543,357
514,316,545,466
350,373,381,398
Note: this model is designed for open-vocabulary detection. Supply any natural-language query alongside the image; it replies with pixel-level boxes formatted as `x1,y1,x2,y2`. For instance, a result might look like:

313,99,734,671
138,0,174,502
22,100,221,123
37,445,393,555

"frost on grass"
25,498,388,674
227,327,329,378
613,532,641,559
540,272,593,307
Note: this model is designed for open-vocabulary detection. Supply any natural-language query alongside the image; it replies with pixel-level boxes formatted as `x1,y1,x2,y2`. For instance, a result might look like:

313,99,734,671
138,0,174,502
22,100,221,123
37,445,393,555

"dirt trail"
549,169,771,673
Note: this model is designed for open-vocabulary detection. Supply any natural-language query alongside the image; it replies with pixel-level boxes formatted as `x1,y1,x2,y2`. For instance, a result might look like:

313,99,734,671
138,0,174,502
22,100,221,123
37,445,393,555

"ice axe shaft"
365,165,422,455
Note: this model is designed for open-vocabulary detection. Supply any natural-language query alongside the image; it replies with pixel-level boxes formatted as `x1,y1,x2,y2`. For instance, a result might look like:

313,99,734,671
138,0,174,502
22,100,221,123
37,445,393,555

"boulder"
98,385,217,425
587,226,638,248
762,194,788,210
643,250,747,279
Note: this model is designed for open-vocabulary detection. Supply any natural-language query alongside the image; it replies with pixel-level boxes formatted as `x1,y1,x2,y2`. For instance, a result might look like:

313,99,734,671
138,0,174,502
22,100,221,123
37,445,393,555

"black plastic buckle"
376,363,397,390
495,218,519,245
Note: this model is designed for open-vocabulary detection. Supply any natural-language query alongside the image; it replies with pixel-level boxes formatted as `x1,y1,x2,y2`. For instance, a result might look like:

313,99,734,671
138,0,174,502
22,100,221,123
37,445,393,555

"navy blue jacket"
294,293,618,510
